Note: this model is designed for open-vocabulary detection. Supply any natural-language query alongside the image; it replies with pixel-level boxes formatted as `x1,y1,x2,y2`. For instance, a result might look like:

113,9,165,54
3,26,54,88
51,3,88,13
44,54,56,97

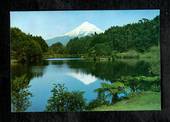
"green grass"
92,91,161,111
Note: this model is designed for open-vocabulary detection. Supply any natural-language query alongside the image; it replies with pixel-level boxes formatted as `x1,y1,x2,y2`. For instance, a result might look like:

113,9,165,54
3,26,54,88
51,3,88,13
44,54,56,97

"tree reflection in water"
11,59,160,111
11,74,32,112
66,60,153,82
11,61,48,112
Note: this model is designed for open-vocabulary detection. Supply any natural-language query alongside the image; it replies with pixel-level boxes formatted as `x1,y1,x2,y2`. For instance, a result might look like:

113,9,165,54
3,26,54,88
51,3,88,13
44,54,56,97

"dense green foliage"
118,75,160,92
48,42,66,54
44,74,160,111
95,82,130,104
45,84,86,112
66,16,159,56
11,75,32,112
11,28,48,63
45,42,68,58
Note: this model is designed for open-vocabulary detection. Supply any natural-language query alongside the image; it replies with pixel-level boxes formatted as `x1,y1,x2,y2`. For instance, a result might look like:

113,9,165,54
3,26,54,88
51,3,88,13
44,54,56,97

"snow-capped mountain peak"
46,21,104,46
64,21,103,37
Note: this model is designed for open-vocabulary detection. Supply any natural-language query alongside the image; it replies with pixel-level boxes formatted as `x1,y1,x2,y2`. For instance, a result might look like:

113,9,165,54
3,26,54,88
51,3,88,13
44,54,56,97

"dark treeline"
11,27,48,63
66,16,160,56
47,42,67,55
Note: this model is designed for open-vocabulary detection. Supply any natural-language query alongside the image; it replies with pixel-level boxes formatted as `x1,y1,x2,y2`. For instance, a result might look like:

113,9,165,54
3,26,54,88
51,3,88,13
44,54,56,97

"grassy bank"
91,91,161,111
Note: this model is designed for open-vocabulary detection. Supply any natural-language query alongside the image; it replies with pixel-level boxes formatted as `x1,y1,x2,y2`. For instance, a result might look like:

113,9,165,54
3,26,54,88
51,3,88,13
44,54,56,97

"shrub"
86,98,109,110
45,84,86,112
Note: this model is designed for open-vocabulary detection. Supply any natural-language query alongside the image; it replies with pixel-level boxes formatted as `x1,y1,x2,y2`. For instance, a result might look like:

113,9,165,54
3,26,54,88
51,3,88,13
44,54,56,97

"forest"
10,27,48,63
11,15,160,63
66,16,159,56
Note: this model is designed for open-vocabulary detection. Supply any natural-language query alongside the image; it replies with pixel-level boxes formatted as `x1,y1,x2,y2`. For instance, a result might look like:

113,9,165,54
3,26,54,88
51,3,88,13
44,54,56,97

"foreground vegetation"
45,74,160,112
92,91,161,111
45,84,86,112
11,75,32,112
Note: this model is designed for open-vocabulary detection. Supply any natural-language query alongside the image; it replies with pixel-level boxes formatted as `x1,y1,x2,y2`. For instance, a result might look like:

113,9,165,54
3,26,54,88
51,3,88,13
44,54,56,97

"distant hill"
46,21,103,46
47,35,72,46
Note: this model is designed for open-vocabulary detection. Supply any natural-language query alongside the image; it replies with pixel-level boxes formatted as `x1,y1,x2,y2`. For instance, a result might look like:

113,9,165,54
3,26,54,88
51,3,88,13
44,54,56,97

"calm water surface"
11,58,154,112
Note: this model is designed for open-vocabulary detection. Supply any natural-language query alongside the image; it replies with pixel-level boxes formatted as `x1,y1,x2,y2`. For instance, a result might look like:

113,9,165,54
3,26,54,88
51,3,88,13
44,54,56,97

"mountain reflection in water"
11,58,159,112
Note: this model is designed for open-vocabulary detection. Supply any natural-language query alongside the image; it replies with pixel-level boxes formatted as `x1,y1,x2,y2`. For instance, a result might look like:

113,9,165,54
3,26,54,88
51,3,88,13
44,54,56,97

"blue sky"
10,10,159,39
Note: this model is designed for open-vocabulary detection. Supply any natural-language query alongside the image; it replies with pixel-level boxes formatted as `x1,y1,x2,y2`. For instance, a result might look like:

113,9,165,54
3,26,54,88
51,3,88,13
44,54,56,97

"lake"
11,58,157,112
